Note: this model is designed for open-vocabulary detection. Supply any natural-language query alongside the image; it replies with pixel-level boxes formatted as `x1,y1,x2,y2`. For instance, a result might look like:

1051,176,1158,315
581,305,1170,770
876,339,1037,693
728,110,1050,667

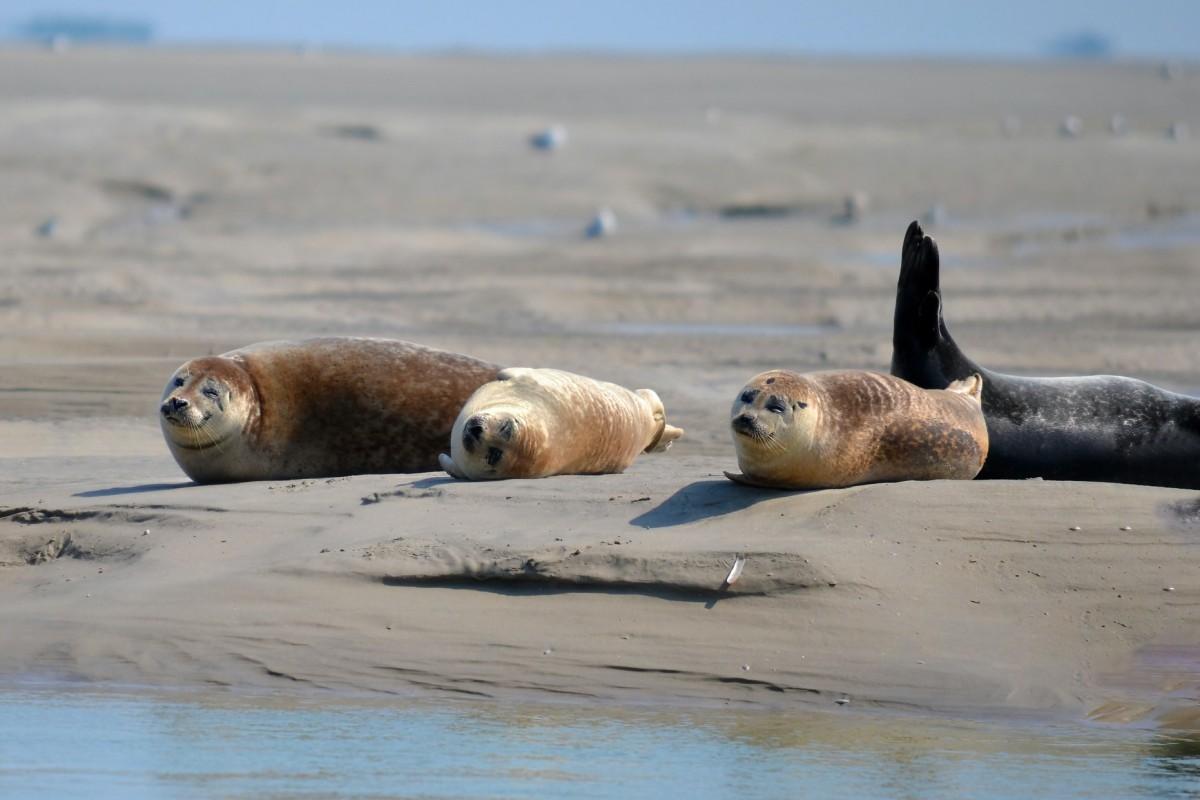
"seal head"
728,371,826,488
439,404,552,480
159,357,257,456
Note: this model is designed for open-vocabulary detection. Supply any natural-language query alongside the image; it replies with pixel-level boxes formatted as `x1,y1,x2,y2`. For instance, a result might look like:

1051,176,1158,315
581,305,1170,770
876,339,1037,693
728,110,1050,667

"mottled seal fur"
159,337,499,483
439,367,684,480
726,369,988,490
891,220,1200,487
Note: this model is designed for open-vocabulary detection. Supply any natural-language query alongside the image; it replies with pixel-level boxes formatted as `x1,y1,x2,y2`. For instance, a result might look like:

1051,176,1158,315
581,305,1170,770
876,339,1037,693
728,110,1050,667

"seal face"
727,369,988,490
891,220,1200,488
159,357,257,459
439,367,684,480
159,337,499,483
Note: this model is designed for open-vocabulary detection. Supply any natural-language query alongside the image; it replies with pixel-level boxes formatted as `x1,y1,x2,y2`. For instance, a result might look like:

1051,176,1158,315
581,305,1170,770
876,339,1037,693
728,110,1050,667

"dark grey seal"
890,221,1200,488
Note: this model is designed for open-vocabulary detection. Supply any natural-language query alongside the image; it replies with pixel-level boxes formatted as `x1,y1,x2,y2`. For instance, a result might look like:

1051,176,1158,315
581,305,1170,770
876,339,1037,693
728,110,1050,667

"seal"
159,337,500,483
438,367,684,480
725,369,988,490
891,220,1200,488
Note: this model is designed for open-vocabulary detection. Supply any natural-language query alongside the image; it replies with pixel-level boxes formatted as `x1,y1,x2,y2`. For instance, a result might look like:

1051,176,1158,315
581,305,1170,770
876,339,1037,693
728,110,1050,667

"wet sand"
1,47,1199,723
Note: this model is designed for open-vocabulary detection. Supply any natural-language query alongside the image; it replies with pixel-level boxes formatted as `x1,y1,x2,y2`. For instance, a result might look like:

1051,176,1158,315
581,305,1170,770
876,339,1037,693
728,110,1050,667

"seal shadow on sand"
74,481,195,498
629,479,811,529
407,476,458,490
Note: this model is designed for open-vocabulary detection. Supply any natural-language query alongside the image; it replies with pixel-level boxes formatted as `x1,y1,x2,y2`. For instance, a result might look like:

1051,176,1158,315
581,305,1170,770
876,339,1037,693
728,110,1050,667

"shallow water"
3,687,1199,799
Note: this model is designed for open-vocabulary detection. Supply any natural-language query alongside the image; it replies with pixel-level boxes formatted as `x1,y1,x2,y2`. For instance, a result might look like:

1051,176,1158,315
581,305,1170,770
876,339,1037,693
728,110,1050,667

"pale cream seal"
439,368,684,480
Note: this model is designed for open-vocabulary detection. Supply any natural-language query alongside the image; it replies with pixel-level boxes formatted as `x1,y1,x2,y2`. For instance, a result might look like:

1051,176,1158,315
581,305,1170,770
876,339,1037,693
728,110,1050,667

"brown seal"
438,367,684,480
726,369,988,489
159,337,499,483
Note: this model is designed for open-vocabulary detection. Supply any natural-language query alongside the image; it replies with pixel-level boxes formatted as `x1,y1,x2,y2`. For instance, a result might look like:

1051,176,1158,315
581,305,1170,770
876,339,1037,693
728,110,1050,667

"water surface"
3,687,1199,799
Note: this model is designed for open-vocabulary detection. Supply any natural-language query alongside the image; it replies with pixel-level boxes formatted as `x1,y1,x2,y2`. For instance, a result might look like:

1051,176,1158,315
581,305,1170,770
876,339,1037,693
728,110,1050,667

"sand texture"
1,48,1199,723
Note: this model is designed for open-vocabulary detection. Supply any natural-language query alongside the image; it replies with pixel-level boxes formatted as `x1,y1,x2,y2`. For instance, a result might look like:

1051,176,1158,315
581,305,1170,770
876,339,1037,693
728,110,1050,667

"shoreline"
2,447,1197,728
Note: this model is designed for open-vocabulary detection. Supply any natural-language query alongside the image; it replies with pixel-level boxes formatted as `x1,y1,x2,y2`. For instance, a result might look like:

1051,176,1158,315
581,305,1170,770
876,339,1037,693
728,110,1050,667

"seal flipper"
916,290,944,352
893,221,945,377
724,470,765,487
439,452,467,479
723,470,796,489
648,424,684,453
891,222,981,388
946,373,984,400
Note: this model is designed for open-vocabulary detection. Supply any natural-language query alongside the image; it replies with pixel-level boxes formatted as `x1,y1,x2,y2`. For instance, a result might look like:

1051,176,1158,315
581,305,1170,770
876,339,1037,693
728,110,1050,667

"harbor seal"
159,337,499,483
438,367,684,480
726,370,988,490
891,220,1200,488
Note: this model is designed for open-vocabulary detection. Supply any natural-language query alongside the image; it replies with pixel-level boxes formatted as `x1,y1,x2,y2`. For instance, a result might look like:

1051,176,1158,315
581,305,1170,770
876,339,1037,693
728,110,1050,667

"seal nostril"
170,397,189,413
732,414,757,432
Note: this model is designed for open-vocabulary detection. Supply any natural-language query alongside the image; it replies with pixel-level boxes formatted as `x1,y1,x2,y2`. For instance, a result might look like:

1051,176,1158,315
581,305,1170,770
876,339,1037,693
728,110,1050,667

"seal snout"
462,415,486,453
732,413,759,436
161,396,189,418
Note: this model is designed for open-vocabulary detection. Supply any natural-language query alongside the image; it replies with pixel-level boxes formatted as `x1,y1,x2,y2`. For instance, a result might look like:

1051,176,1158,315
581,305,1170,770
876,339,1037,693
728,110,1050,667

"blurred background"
1,1,1198,457
4,1,1200,58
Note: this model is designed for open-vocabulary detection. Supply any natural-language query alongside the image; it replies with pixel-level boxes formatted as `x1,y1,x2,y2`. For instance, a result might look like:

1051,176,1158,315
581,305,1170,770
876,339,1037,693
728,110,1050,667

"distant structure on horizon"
1044,30,1114,60
13,15,154,45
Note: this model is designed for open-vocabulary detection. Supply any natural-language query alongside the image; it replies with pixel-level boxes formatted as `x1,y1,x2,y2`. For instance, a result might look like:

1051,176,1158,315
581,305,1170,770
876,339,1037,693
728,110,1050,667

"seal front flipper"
723,470,793,489
724,470,763,487
439,452,467,479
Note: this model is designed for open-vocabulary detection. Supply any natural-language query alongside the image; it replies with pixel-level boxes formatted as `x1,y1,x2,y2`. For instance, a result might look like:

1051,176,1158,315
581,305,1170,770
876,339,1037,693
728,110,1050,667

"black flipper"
892,221,981,387
893,221,944,369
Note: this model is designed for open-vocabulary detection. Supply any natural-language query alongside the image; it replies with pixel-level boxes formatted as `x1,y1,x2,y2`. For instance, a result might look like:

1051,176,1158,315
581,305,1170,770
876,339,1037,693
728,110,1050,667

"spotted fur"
892,220,1200,487
728,369,987,490
159,337,499,483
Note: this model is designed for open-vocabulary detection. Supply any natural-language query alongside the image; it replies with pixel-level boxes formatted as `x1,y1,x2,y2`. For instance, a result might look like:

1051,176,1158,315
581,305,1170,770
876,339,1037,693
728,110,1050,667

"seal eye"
766,399,787,414
173,376,185,388
740,390,756,403
202,386,220,400
794,401,807,411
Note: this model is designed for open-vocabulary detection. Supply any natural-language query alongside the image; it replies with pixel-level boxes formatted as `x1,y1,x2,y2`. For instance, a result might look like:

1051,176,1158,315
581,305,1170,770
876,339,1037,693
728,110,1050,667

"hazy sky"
4,0,1199,58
